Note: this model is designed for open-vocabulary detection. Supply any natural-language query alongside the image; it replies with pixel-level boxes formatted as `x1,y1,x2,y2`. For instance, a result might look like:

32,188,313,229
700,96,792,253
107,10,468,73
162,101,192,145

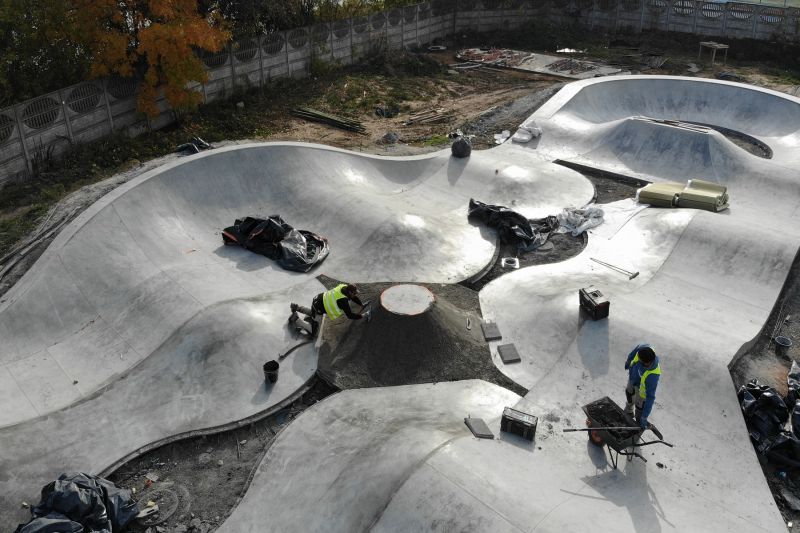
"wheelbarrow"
563,396,674,469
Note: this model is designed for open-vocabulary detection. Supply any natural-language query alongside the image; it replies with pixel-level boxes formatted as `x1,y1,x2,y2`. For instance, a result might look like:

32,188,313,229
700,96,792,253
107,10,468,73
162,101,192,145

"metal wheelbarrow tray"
579,396,673,469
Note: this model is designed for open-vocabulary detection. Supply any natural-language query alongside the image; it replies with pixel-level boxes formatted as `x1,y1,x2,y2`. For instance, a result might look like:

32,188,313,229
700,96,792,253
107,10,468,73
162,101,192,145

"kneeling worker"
289,283,370,336
624,343,661,429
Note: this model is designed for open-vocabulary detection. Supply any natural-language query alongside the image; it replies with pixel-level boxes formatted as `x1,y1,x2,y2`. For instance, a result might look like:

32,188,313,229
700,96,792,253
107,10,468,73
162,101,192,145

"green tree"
71,0,231,117
0,1,90,105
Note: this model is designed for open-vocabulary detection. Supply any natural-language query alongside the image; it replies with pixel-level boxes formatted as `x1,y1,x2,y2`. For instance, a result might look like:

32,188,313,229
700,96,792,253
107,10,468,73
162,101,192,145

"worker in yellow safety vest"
289,283,369,337
624,344,662,429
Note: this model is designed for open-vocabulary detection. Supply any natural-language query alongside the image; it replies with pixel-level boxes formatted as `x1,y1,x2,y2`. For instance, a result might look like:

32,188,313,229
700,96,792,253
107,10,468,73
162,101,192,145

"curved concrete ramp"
216,381,519,533
564,117,751,185
0,282,319,527
533,76,800,173
0,143,592,427
3,75,799,532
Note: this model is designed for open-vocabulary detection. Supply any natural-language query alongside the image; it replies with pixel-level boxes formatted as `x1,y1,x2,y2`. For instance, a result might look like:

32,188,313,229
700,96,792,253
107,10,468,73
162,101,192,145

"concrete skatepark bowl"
1,75,799,531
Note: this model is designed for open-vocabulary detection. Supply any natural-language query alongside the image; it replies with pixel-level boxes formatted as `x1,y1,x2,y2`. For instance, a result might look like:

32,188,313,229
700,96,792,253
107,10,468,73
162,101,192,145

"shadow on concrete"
577,310,610,378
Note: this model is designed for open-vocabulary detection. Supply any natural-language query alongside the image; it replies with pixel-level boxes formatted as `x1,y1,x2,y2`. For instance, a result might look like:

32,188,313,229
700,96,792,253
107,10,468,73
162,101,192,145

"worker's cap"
638,347,656,365
343,284,359,296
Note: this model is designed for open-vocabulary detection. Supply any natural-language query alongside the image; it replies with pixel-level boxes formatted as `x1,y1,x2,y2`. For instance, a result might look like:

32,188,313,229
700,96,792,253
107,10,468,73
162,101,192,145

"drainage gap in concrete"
107,377,337,533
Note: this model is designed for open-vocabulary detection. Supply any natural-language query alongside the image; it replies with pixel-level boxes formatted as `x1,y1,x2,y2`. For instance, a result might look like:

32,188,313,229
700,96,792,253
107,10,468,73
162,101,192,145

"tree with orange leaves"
72,0,230,117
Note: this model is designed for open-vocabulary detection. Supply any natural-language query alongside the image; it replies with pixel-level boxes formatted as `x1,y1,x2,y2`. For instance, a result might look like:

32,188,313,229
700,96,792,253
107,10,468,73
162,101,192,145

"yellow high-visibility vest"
322,284,348,320
631,351,662,399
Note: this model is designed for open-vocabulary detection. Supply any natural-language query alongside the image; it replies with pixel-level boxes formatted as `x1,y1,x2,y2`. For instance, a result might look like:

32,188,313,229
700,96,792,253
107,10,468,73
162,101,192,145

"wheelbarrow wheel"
587,419,605,446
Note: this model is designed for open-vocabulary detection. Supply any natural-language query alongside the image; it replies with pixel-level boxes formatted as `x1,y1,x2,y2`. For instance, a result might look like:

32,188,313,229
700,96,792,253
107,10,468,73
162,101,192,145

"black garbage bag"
741,377,778,400
767,432,800,467
787,360,800,408
451,136,472,158
468,199,558,251
793,402,800,440
15,473,138,533
739,379,790,447
16,513,83,533
222,215,329,273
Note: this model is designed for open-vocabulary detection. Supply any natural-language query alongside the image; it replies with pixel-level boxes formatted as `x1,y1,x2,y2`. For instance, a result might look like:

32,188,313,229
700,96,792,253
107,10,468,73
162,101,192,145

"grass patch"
421,134,450,147
0,204,48,255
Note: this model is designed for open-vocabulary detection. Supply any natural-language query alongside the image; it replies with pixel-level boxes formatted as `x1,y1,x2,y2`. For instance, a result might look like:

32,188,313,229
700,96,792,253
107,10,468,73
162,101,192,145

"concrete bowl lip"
533,74,800,121
0,141,453,312
380,284,436,315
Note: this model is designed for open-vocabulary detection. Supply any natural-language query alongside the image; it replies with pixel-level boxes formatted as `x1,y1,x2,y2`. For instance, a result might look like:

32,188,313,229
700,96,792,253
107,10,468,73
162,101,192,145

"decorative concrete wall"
0,0,796,186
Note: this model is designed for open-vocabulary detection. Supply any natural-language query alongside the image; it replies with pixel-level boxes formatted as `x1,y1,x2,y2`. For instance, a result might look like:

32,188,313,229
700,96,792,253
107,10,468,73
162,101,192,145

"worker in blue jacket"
624,344,662,429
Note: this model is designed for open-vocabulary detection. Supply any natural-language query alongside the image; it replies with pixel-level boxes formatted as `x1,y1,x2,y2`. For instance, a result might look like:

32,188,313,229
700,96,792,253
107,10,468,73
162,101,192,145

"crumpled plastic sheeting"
467,199,558,251
222,215,330,273
555,206,604,236
15,473,138,533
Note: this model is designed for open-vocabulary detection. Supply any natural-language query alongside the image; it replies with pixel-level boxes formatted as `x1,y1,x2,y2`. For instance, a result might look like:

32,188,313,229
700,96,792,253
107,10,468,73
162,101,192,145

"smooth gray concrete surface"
216,381,520,533
0,282,319,526
3,75,798,532
213,77,796,532
0,143,591,426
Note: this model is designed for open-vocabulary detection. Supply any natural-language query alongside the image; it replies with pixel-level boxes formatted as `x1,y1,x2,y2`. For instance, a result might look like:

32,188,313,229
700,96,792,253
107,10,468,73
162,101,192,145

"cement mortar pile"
316,283,525,395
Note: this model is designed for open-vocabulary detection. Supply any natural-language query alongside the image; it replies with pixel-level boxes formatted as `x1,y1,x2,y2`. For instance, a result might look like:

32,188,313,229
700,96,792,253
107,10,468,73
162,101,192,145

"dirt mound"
316,282,526,396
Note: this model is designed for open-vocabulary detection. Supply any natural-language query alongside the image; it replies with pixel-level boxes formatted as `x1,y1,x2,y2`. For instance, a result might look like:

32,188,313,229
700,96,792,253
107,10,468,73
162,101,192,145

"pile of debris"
739,361,800,467
403,108,452,125
545,58,596,74
15,473,138,533
455,48,533,68
291,107,366,134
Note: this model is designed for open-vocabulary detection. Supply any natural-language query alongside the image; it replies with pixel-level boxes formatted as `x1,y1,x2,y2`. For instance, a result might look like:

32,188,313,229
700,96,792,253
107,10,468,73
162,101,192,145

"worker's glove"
363,310,372,323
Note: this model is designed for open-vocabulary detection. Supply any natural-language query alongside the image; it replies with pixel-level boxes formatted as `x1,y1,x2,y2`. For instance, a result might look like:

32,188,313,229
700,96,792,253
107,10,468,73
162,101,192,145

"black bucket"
263,360,279,384
775,336,793,356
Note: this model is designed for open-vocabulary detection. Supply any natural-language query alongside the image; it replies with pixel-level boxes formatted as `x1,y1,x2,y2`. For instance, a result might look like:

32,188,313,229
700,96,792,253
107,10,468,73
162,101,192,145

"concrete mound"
564,116,749,183
317,283,525,395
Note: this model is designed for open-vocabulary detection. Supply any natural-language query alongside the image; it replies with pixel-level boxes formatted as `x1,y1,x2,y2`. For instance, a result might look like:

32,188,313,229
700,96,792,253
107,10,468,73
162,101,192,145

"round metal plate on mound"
380,284,435,315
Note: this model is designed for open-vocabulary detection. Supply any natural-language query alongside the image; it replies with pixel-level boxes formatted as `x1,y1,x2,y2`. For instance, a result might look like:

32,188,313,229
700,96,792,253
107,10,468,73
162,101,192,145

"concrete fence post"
101,80,115,133
721,3,727,35
57,89,74,144
285,30,291,78
329,24,334,62
257,34,265,89
666,0,672,30
640,0,646,32
349,17,355,62
229,44,236,92
12,105,32,175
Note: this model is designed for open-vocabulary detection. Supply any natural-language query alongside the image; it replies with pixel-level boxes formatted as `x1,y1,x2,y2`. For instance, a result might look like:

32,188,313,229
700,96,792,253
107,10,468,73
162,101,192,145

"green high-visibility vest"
631,351,662,399
322,284,348,320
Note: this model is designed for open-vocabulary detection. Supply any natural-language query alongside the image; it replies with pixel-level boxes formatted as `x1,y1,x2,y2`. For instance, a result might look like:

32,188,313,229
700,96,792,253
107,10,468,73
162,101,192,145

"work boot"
290,303,299,313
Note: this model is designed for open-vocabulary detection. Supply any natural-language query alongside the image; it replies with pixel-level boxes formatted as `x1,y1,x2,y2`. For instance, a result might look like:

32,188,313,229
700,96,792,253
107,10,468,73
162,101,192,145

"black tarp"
222,215,330,273
15,473,138,533
739,378,791,455
787,360,800,408
467,199,558,251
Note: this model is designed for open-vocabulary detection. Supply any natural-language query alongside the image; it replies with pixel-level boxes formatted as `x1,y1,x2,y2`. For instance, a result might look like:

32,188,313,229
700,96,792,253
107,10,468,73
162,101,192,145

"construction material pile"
291,107,366,134
546,58,597,74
